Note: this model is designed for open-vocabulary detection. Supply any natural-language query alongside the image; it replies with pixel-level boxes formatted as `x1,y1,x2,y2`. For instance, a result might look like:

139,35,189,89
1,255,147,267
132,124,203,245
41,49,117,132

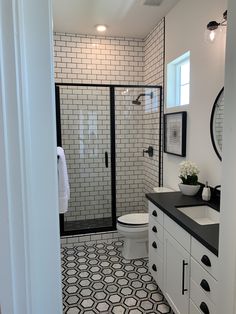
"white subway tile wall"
54,34,144,85
115,88,144,217
61,231,122,248
54,19,164,224
215,93,224,151
59,86,112,222
143,21,164,210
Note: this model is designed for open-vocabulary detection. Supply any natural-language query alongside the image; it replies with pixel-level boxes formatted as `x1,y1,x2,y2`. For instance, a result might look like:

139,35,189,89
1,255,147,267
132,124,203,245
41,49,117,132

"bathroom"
1,0,235,313
55,0,225,312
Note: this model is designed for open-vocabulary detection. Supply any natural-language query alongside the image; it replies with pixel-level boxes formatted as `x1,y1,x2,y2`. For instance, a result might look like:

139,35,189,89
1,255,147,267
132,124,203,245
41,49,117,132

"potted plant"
179,161,200,196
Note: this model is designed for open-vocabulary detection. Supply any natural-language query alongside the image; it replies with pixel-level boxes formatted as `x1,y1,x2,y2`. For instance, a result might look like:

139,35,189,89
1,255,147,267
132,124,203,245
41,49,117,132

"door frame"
0,0,62,313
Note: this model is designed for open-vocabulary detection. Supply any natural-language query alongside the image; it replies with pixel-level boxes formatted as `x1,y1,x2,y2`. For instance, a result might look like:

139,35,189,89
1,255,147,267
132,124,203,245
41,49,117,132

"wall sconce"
205,10,227,43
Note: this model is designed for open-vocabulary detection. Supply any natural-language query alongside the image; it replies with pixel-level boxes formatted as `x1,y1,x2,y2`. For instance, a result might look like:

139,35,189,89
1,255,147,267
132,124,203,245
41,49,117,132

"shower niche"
55,83,162,236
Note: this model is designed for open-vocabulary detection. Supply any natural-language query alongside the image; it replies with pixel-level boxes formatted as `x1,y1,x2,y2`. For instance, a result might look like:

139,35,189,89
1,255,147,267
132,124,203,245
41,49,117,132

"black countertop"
146,192,219,256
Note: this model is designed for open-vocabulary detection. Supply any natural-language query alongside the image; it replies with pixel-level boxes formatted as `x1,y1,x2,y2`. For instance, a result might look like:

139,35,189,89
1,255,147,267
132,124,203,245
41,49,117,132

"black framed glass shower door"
56,84,116,235
56,83,163,236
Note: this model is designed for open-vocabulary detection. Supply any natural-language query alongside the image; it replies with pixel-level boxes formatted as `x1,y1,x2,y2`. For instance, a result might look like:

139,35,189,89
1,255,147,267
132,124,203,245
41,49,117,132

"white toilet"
117,213,149,260
117,187,174,260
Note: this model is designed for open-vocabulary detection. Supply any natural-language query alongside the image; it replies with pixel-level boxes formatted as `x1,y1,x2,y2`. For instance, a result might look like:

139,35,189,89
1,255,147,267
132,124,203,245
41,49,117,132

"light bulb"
96,25,107,32
209,30,216,42
205,29,217,44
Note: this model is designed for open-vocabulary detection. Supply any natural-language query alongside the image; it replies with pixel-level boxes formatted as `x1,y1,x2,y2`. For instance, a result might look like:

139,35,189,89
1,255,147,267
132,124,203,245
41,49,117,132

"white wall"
143,20,165,202
164,0,226,190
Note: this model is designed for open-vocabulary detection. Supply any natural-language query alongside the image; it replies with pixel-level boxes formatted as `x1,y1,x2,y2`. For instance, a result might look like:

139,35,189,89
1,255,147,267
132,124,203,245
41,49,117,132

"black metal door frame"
55,83,162,236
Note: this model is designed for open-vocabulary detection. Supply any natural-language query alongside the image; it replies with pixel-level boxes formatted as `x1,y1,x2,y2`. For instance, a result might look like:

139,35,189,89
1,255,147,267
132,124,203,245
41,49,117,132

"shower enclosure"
55,83,162,236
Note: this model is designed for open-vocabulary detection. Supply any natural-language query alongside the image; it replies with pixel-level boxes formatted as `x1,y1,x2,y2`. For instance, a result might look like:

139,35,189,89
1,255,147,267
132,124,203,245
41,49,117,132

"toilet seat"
117,213,148,227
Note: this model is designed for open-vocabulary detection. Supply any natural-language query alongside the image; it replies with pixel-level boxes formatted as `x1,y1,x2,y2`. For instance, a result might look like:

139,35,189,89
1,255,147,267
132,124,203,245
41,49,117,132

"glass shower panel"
115,87,161,218
115,87,144,218
59,86,112,232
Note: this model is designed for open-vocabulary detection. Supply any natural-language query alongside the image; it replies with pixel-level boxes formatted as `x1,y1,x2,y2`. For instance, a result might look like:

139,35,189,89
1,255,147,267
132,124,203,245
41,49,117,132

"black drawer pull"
201,255,211,267
152,226,157,233
200,302,209,314
152,264,157,272
152,210,157,217
200,279,210,292
152,241,157,249
182,260,188,295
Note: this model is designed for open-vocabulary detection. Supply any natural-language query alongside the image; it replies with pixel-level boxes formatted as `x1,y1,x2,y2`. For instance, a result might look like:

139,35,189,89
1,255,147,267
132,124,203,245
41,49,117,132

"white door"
164,230,190,314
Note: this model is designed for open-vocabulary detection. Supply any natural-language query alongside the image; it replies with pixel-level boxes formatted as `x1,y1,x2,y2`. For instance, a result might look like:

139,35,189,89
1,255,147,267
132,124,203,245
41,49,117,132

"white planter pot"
178,183,200,196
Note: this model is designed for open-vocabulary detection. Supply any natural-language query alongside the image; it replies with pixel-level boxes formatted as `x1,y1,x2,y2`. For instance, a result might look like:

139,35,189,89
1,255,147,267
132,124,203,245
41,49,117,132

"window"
167,51,190,108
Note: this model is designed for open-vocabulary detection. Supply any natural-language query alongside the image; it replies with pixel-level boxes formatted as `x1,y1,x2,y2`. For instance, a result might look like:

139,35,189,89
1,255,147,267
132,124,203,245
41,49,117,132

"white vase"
178,183,200,196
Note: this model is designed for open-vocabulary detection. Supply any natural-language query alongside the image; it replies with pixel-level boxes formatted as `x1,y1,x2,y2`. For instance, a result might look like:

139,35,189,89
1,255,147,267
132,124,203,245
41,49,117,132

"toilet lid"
117,213,149,226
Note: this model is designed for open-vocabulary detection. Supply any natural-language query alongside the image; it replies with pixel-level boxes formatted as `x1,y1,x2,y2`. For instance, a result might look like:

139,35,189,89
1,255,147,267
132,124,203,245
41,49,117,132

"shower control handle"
143,146,153,157
105,152,108,168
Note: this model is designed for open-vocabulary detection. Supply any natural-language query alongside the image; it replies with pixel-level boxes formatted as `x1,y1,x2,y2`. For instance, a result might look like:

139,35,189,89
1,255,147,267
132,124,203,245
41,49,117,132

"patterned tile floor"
61,241,174,314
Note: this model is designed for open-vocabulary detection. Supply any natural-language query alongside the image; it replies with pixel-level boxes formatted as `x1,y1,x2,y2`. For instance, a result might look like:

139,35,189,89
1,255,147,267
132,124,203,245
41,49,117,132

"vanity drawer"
164,215,191,252
191,257,217,304
149,232,164,260
148,202,164,226
190,279,216,314
149,216,164,243
191,237,218,280
149,250,163,290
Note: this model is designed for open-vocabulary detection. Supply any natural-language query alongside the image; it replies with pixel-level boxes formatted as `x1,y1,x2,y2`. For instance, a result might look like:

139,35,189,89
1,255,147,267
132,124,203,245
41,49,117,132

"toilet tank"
153,187,174,193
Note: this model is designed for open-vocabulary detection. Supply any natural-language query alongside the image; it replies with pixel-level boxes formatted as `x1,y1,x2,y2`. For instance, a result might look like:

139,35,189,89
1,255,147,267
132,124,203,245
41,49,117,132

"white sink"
176,205,220,225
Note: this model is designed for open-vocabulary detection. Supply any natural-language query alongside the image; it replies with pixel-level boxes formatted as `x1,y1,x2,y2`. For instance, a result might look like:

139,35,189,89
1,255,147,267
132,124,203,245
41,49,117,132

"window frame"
176,57,190,106
167,51,190,108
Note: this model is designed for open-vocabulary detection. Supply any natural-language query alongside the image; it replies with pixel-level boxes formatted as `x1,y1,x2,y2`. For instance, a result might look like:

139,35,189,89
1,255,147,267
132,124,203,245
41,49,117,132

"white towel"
57,147,70,214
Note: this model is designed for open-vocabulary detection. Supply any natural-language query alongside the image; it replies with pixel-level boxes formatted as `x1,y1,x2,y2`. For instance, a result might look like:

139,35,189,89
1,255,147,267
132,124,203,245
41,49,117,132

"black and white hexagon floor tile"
61,241,174,314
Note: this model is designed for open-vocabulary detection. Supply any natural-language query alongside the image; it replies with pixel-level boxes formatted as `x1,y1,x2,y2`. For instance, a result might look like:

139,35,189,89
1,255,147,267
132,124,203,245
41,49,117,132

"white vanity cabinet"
164,230,190,314
148,201,218,314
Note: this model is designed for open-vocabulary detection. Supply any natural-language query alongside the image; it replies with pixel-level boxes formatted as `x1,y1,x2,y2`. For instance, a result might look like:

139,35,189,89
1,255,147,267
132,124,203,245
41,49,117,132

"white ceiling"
53,0,179,39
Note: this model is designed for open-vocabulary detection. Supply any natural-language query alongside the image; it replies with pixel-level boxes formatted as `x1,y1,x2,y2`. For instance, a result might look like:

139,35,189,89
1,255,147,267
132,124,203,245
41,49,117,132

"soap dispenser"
202,181,211,201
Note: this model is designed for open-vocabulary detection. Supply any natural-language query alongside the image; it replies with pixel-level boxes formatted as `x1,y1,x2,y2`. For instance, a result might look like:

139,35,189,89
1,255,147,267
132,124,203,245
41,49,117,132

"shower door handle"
105,152,108,168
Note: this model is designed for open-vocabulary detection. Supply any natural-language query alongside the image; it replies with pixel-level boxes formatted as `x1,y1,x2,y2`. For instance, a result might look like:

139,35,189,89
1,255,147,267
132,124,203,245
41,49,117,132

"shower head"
132,99,142,105
132,92,153,105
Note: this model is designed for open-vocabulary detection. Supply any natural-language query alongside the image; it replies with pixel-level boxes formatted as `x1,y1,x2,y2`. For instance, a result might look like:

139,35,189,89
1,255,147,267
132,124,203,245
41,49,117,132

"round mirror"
210,87,224,161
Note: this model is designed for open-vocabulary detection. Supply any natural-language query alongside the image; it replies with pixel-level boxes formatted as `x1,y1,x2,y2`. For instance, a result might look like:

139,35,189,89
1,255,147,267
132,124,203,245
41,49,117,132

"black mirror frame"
210,87,224,161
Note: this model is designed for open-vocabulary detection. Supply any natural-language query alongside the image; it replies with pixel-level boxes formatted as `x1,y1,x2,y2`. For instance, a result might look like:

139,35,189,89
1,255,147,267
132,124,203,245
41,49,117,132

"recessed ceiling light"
96,25,107,32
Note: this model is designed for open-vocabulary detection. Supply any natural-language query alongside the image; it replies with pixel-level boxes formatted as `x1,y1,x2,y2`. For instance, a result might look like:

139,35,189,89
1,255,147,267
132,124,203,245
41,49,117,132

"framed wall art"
164,111,187,157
